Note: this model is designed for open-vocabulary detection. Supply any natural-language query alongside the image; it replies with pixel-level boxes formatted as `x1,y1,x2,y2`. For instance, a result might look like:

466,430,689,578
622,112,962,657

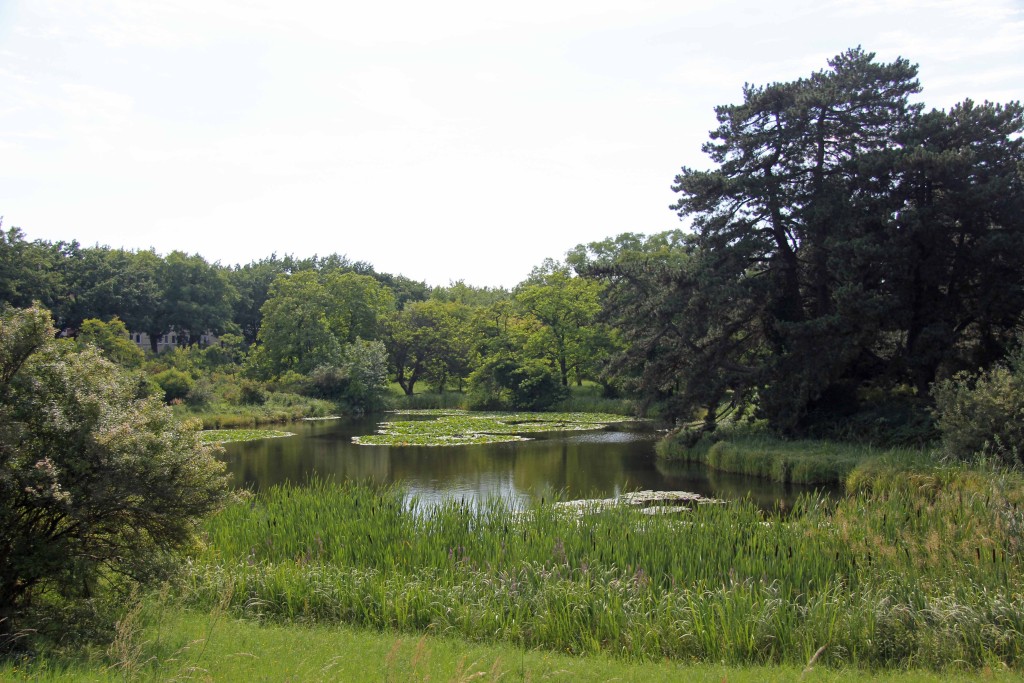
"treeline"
0,233,428,348
0,227,618,414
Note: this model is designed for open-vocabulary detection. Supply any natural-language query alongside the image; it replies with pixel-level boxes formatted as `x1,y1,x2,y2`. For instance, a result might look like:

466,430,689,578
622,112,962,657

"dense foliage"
932,346,1024,466
0,225,621,416
0,306,228,635
574,48,1024,436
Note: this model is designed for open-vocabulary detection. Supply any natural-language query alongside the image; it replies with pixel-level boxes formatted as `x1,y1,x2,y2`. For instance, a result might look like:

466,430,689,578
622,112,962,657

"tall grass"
175,393,337,429
9,602,1006,682
551,394,636,416
180,470,1024,670
657,427,928,485
385,391,468,410
552,383,637,416
382,388,638,416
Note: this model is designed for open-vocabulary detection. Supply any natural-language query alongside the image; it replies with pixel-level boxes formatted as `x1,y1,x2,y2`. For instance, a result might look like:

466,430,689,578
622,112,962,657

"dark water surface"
219,415,835,510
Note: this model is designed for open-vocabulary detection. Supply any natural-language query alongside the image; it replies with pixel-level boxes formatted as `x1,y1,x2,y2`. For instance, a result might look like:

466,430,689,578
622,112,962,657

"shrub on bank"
932,347,1024,466
151,367,194,403
467,354,568,411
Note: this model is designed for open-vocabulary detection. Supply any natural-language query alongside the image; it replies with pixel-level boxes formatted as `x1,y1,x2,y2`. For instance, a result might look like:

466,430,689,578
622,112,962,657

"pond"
218,414,837,510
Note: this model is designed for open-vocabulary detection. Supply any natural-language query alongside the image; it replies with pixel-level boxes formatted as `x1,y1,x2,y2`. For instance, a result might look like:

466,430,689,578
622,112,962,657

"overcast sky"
1,1,1021,288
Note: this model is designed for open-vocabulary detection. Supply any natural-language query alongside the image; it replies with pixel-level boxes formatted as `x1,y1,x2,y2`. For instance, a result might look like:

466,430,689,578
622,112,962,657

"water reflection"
218,416,836,510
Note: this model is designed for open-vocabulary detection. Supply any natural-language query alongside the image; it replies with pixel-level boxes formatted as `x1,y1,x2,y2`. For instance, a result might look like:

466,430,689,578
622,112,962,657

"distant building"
130,330,219,353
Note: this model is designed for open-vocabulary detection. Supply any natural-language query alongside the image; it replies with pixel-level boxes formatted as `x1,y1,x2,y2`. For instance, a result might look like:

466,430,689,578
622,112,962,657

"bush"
0,306,227,637
932,348,1024,465
76,317,144,368
339,339,388,413
199,332,245,369
151,367,194,403
239,379,268,406
800,387,937,448
307,340,388,413
185,377,215,407
309,364,348,399
267,370,310,395
467,354,568,411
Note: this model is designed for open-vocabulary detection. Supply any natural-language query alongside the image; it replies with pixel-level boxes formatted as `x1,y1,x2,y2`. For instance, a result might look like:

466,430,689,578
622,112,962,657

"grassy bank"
385,389,468,411
172,392,338,429
173,468,1024,671
656,427,931,485
551,382,638,416
6,604,1009,682
384,383,638,417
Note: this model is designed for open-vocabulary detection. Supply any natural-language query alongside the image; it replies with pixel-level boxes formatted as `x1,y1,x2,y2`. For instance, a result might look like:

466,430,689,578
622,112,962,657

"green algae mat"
352,409,638,446
200,428,295,444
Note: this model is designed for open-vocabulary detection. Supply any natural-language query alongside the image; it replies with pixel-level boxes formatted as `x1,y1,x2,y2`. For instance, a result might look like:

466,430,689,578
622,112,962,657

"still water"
219,416,834,510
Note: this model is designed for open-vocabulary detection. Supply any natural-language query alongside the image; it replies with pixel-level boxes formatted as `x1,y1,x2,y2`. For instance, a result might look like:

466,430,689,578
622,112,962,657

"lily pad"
353,411,638,447
201,429,295,444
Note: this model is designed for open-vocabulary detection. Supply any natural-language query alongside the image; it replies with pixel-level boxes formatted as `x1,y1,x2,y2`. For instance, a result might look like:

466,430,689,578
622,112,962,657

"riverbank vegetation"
658,430,883,485
176,467,1023,669
5,461,1024,676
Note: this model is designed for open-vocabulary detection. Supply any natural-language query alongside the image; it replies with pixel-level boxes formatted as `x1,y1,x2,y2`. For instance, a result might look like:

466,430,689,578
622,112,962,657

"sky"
1,1,1022,289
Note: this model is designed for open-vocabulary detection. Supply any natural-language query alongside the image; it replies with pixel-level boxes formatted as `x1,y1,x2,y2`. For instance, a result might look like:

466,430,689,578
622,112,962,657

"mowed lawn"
3,606,1017,682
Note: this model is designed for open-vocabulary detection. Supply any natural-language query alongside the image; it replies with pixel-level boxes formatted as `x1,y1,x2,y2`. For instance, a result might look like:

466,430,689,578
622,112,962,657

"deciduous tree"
515,260,604,387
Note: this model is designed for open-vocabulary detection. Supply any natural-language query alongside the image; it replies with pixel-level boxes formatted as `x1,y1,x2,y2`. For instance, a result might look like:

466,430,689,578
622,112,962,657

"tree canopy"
514,259,605,387
577,48,1024,433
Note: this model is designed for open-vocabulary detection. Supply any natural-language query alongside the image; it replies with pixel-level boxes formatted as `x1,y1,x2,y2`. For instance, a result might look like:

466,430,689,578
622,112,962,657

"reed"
175,393,337,429
551,394,637,416
179,470,1024,670
657,428,927,485
385,391,469,410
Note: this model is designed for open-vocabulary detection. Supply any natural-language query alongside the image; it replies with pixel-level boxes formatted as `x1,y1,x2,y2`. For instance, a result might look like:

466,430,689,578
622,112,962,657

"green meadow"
9,605,1021,682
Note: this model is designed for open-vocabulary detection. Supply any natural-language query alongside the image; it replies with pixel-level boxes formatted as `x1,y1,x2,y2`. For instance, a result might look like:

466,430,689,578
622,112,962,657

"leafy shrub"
162,347,200,374
0,306,227,636
467,354,568,411
239,380,268,406
268,370,310,395
76,317,144,368
307,340,388,413
339,339,388,413
309,364,348,399
800,387,938,448
198,332,246,369
151,368,194,403
932,348,1024,465
184,377,214,407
